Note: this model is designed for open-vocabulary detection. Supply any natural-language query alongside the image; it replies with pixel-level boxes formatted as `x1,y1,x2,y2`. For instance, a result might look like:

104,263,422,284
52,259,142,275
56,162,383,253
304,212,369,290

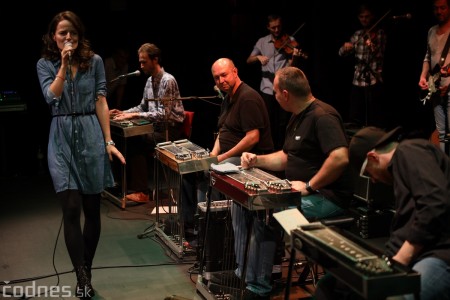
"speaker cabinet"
353,175,395,210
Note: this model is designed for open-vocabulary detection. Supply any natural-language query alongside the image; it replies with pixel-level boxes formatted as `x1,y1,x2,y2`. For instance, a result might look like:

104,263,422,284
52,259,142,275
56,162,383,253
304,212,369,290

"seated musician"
199,58,278,299
314,126,450,300
109,43,184,202
182,57,273,233
241,66,353,221
238,66,353,299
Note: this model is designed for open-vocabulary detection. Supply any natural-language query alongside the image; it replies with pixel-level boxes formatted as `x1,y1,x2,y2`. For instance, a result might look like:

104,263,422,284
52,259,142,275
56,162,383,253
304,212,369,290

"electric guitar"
421,64,450,105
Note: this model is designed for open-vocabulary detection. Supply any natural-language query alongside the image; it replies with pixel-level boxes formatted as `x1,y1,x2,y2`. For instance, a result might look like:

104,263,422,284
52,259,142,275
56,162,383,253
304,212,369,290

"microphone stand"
109,77,122,83
145,96,221,142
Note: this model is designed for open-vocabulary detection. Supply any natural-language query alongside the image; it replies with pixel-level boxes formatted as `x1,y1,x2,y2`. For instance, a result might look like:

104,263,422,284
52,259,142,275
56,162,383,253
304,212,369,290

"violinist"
338,3,387,128
247,14,297,150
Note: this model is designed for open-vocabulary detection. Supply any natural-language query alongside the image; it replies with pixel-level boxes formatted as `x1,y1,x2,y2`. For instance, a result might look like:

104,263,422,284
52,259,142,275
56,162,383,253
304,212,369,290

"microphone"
110,70,141,83
214,85,224,100
64,41,73,63
392,13,412,20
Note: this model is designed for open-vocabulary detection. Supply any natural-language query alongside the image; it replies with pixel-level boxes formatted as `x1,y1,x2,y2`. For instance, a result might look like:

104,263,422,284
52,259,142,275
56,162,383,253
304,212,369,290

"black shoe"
242,289,270,300
209,270,244,289
75,284,95,299
75,266,95,299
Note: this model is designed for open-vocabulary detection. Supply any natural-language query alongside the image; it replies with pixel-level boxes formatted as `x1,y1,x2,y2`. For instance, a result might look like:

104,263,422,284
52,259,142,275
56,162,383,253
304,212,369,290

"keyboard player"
109,43,184,202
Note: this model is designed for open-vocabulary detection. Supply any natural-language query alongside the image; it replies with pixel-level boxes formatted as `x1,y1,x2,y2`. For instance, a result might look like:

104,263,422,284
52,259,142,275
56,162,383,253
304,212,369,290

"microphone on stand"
110,70,141,83
214,85,224,100
391,13,412,20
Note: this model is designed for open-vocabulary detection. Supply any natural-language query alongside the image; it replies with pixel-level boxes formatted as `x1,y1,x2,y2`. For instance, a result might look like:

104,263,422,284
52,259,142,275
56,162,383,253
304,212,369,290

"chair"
430,129,440,146
182,111,195,139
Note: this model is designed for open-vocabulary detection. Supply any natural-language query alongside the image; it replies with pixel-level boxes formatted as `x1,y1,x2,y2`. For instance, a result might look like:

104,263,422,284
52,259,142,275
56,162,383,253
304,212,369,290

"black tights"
56,190,101,268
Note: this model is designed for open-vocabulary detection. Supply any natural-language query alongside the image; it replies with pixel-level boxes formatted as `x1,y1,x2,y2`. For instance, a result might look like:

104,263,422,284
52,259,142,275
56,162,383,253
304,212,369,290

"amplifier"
0,90,21,102
350,206,394,239
0,90,26,112
353,175,395,210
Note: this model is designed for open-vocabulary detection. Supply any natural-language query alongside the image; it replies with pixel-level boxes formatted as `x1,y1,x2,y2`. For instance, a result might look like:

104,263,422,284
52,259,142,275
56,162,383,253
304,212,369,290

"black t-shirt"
218,82,274,154
283,99,353,208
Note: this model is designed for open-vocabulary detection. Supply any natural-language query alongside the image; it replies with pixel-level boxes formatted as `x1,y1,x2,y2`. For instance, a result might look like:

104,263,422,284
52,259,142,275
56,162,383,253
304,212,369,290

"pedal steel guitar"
210,167,301,210
196,168,301,300
287,223,420,300
154,139,218,259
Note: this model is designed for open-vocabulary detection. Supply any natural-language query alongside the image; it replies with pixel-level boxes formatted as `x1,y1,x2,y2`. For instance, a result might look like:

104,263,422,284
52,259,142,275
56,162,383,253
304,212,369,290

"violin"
273,34,308,59
274,34,299,54
354,8,392,47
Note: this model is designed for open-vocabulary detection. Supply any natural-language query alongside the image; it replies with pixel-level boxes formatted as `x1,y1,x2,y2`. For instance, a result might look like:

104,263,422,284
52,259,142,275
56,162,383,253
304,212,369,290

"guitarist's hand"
441,66,450,77
419,77,429,91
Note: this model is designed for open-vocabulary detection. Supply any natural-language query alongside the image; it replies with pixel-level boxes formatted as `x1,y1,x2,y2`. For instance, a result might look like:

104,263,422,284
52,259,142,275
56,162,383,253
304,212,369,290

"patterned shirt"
124,69,184,124
339,28,386,86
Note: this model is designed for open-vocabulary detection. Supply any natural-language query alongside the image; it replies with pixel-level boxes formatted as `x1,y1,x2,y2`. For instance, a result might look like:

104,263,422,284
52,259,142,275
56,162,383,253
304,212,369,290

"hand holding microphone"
63,41,73,64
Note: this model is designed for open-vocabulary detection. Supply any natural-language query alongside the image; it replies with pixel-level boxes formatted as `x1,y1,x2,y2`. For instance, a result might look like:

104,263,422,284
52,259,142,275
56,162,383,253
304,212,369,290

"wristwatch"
305,181,316,194
105,140,116,147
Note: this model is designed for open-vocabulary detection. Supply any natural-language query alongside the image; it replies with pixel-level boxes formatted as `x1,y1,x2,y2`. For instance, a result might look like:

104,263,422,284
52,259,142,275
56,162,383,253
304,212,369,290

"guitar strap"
427,32,450,72
439,32,450,68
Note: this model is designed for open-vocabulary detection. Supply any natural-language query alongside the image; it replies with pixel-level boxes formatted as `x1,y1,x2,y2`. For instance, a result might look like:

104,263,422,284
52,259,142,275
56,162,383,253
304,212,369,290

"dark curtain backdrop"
0,0,434,176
